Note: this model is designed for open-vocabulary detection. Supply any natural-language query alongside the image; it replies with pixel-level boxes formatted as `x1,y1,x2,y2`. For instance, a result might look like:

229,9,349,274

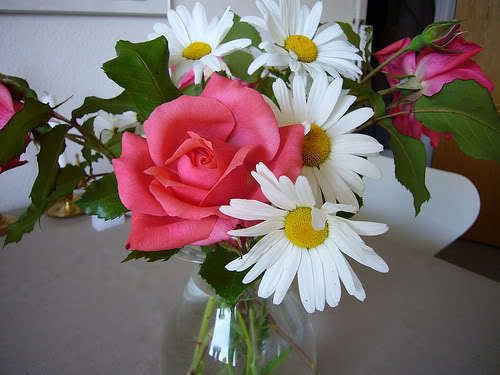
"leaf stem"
52,111,116,162
360,46,410,84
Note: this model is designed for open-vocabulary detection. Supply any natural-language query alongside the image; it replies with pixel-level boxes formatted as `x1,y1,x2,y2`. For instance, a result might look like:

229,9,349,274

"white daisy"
244,0,362,79
94,110,139,143
266,73,383,209
220,163,388,313
149,2,251,85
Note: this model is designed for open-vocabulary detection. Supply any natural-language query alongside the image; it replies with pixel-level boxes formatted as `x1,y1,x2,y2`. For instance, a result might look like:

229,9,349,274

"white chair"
356,156,480,255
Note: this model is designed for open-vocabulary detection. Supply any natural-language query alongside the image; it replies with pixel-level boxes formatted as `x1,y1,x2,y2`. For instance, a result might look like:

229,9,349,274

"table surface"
1,213,499,375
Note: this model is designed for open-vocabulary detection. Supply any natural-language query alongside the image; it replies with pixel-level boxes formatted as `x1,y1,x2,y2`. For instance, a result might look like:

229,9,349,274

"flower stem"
268,315,316,372
355,110,413,132
377,86,400,96
188,296,216,375
237,309,255,375
360,47,410,84
52,111,116,162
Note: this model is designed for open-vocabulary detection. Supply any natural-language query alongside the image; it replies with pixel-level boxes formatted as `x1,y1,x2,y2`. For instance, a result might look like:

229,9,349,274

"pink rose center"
189,147,215,168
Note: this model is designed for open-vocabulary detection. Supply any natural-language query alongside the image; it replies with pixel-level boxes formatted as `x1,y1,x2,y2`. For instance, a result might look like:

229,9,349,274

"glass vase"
161,247,317,375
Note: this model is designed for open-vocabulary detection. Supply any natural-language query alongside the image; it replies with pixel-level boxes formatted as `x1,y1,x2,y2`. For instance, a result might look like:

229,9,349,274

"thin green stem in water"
188,296,216,375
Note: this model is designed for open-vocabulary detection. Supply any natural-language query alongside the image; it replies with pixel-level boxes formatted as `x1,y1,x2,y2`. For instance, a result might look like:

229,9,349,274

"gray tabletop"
0,214,499,375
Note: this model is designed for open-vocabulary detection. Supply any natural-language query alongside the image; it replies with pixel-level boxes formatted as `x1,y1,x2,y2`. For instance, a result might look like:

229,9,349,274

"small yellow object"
285,207,328,249
284,35,318,63
0,214,16,237
45,194,84,218
302,124,331,167
183,42,212,60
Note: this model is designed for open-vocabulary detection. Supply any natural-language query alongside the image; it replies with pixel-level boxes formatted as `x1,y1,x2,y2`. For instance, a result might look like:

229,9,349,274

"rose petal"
191,217,241,246
126,212,217,251
145,166,209,205
144,95,236,165
416,36,482,82
374,38,414,87
112,132,165,216
421,60,494,96
0,82,15,129
174,136,238,190
201,145,255,206
150,180,221,219
0,157,27,174
201,74,281,165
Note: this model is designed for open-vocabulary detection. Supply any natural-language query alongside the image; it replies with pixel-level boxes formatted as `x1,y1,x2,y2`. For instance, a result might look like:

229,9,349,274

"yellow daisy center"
302,124,331,167
183,42,212,60
284,35,318,63
284,207,328,249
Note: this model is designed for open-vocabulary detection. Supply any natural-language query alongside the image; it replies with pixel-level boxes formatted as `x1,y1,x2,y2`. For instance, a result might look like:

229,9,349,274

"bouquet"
1,1,498,373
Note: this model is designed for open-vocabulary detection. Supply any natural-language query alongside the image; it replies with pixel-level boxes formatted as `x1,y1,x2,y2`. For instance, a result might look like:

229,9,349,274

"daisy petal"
309,248,326,311
226,230,283,271
302,166,322,206
332,245,366,301
331,134,383,155
332,221,389,273
220,199,287,221
214,38,252,56
339,218,388,236
273,245,302,304
228,217,284,237
313,24,343,45
295,175,316,206
298,250,316,313
334,154,382,179
243,235,289,283
317,243,341,307
258,242,292,298
329,107,374,137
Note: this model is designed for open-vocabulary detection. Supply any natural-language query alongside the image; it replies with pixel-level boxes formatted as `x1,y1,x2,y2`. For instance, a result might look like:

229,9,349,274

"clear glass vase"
161,247,317,375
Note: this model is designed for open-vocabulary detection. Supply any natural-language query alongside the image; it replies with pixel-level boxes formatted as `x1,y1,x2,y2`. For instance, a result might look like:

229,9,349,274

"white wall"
0,0,366,212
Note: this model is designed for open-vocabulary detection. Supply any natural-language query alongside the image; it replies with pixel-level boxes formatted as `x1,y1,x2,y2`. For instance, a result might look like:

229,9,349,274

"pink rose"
375,36,493,147
113,74,304,251
0,82,26,174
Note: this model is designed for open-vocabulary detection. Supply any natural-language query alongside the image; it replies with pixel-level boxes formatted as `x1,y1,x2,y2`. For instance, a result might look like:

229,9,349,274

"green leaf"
0,98,53,165
80,117,97,175
378,119,430,215
182,83,204,96
102,37,181,121
414,79,500,161
199,244,249,307
0,73,37,100
262,346,292,375
256,76,277,106
222,14,261,48
223,50,261,83
5,205,44,245
369,92,386,118
362,25,373,74
71,91,140,121
337,22,361,50
5,125,70,245
76,173,128,220
30,125,69,207
47,165,85,202
105,131,125,158
121,249,180,263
